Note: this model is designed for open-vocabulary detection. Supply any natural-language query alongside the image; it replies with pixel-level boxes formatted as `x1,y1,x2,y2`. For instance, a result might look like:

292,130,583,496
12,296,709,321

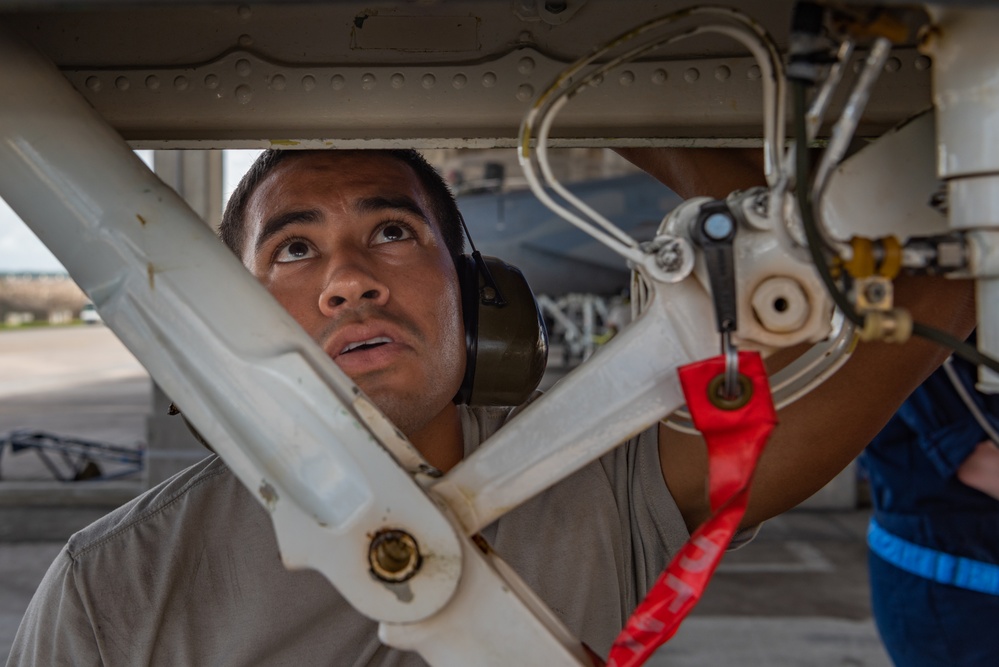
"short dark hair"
219,149,465,262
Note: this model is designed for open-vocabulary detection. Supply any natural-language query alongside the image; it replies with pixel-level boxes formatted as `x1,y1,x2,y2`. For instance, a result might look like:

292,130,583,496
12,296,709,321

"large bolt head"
369,529,422,583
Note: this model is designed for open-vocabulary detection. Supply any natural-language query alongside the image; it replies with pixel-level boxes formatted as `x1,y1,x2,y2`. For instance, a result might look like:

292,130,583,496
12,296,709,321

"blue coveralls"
861,355,999,667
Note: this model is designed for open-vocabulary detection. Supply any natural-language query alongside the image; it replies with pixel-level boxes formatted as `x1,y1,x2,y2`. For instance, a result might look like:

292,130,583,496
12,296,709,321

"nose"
318,255,390,315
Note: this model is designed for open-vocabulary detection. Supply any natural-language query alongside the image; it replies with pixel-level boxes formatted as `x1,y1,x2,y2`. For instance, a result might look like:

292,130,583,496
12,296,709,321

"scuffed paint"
259,479,279,511
379,578,414,603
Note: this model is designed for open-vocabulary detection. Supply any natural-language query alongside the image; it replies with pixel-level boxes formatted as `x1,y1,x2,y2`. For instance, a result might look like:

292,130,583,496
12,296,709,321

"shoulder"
459,397,532,454
10,456,251,664
65,454,240,561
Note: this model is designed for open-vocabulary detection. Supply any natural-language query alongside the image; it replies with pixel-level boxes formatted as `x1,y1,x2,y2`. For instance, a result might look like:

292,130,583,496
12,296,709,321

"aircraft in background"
458,170,681,297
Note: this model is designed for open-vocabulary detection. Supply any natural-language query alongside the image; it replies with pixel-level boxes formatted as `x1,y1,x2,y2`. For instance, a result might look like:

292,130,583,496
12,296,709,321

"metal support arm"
0,25,462,626
434,279,716,534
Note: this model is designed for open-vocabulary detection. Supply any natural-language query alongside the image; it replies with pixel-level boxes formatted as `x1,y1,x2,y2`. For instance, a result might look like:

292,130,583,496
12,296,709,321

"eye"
274,239,316,263
372,222,416,245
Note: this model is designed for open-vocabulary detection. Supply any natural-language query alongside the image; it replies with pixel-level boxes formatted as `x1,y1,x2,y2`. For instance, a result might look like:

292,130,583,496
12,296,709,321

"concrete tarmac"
0,326,149,481
0,326,893,665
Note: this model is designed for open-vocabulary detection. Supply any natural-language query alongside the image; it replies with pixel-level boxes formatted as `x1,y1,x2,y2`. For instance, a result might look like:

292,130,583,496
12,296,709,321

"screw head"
864,281,887,304
752,192,769,216
656,239,685,273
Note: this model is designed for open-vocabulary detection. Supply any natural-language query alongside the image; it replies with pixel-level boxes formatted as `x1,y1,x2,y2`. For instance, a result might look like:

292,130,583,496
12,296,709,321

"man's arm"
615,147,977,532
615,147,768,199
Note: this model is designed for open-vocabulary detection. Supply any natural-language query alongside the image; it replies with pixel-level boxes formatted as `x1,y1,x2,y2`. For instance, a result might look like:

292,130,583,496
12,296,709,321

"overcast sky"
0,197,65,273
0,150,261,273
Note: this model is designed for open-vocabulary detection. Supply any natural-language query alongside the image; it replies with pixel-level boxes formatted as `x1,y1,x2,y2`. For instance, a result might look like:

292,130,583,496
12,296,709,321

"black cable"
791,78,999,375
791,80,864,327
913,322,999,374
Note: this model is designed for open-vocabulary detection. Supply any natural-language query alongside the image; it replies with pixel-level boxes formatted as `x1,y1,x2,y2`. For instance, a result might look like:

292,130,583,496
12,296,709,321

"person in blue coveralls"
861,339,999,667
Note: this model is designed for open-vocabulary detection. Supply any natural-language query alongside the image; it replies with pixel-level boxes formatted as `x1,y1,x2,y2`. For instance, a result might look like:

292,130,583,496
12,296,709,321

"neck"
408,402,464,473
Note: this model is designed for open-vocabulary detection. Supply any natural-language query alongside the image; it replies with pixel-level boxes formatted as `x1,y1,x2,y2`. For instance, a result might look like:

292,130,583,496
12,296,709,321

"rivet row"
79,54,931,99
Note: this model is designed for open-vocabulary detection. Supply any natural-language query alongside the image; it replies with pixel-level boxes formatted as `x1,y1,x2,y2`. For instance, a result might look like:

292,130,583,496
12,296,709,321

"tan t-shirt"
8,405,690,666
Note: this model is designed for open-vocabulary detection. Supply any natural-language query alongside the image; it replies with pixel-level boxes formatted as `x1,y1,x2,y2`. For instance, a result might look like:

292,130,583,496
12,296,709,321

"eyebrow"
252,195,433,255
254,208,322,254
355,195,432,227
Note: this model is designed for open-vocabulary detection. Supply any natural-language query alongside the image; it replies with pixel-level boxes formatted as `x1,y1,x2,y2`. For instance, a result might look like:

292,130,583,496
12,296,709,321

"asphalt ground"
0,327,892,665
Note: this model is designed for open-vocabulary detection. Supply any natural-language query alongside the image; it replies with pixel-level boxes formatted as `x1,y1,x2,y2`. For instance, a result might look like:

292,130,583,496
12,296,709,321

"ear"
453,254,548,406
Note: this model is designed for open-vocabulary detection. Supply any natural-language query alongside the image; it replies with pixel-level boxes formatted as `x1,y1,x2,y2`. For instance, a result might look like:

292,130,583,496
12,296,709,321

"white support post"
925,5,999,392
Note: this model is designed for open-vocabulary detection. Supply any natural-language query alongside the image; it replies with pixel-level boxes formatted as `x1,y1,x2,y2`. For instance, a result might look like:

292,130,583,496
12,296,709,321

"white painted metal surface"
674,194,835,351
923,5,999,391
821,110,948,243
380,534,590,665
1,1,931,147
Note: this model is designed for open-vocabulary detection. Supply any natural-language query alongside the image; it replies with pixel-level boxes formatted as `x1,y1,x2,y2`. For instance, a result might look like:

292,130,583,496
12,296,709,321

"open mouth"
339,336,393,355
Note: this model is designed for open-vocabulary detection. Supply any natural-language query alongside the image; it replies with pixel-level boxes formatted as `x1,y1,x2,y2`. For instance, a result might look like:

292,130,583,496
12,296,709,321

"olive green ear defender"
454,251,549,406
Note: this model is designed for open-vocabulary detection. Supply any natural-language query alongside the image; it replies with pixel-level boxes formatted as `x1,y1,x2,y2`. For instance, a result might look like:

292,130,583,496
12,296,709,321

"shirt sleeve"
613,425,690,599
6,547,101,667
626,425,759,572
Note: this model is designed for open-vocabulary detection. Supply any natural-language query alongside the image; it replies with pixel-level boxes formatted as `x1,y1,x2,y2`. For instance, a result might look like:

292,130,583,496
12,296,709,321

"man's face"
241,152,465,436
